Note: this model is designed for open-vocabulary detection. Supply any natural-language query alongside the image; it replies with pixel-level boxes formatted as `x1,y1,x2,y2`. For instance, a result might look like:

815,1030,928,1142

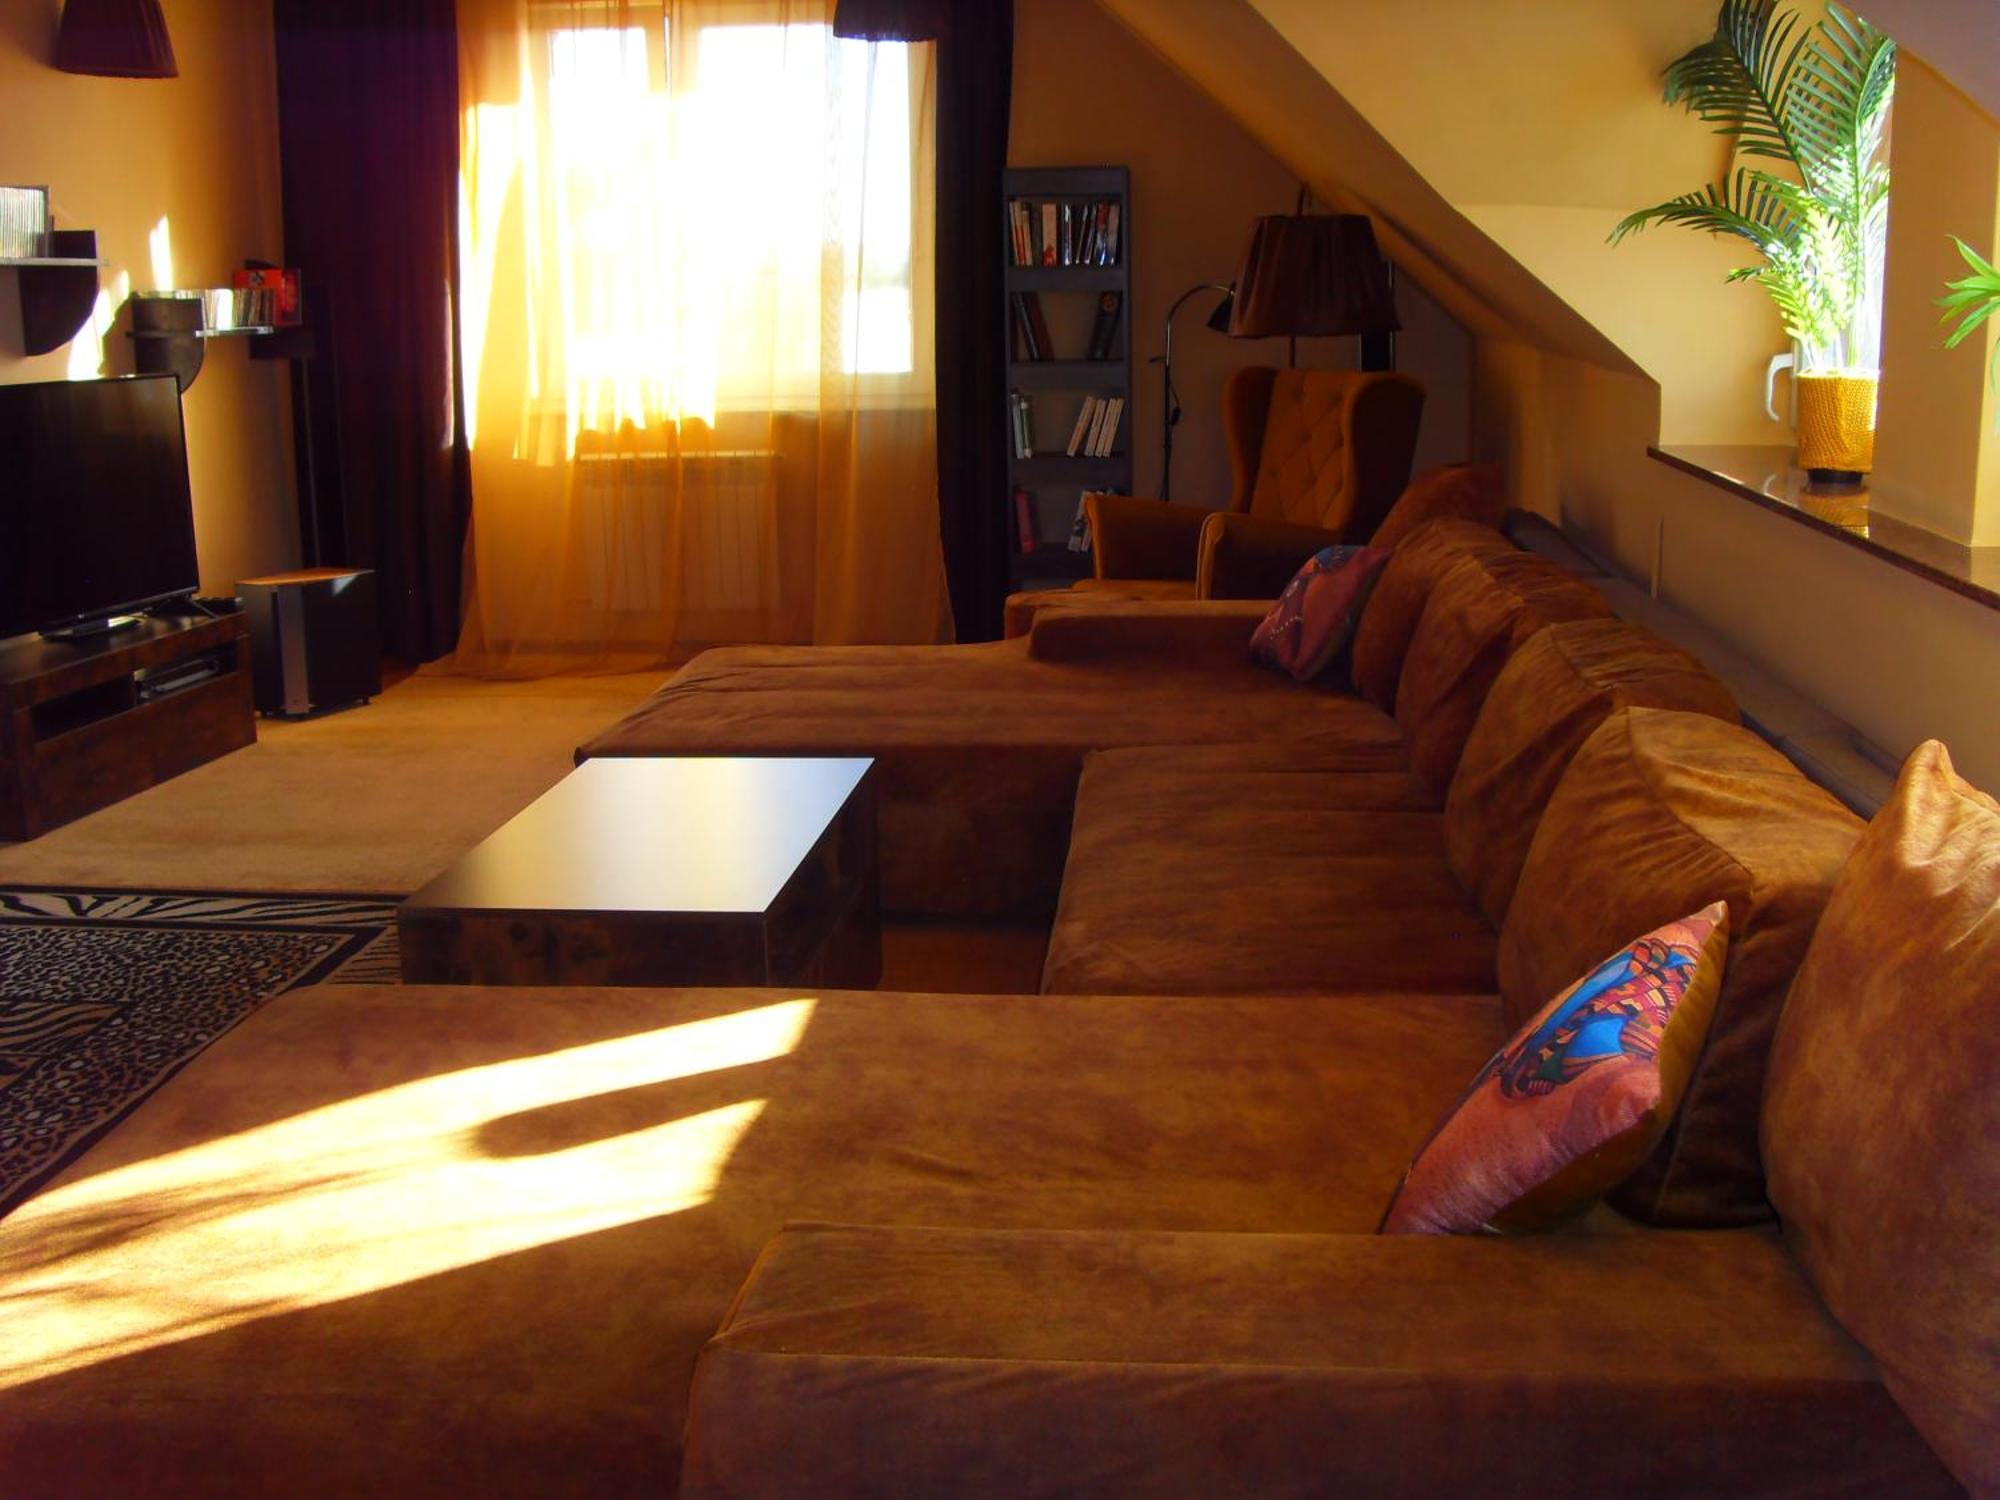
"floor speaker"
238,568,382,716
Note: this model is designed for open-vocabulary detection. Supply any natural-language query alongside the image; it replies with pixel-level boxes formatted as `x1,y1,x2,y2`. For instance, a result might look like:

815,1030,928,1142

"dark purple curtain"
836,0,1014,641
271,0,469,662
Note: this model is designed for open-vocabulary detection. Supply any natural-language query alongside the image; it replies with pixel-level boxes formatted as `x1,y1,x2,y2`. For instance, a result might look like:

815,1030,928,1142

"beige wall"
1010,0,1472,524
1872,54,2000,545
1249,0,1792,448
1474,340,2000,790
0,0,295,596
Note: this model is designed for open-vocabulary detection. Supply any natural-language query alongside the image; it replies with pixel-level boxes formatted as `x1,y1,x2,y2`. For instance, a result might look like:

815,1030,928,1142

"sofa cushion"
685,1222,1956,1498
1248,544,1388,680
581,636,1405,919
1393,548,1614,792
1349,517,1514,711
1003,579,1197,638
1498,708,1863,1226
1042,744,1498,996
1367,461,1507,552
1383,903,1729,1235
1445,619,1741,927
1761,742,2000,1499
0,981,1504,1498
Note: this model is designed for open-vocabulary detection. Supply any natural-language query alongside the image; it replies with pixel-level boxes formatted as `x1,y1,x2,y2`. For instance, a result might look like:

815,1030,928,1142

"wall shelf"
125,292,293,391
4,229,103,355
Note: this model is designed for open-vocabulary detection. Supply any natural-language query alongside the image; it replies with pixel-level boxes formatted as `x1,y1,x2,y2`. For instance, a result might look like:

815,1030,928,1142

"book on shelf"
1012,488,1037,552
231,267,301,327
1006,196,1125,268
1009,291,1054,362
1065,396,1098,457
1068,490,1092,552
1086,292,1123,360
1094,396,1124,457
1083,397,1110,458
1008,389,1035,459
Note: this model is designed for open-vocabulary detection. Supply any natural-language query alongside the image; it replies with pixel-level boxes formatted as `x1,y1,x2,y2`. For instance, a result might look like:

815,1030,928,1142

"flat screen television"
0,374,201,640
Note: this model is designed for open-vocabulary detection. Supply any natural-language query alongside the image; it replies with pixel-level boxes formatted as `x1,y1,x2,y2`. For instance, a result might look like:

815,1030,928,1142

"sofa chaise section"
0,981,1503,1499
577,612,1406,920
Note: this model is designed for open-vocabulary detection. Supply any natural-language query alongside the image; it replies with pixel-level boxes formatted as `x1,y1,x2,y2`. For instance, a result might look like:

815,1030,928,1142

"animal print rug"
0,888,397,1217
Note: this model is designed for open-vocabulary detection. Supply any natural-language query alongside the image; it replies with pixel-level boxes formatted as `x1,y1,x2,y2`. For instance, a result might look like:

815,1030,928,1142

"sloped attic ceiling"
1094,0,1644,374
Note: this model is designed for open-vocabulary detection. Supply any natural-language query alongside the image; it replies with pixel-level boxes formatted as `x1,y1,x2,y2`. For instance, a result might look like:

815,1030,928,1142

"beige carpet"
0,671,669,895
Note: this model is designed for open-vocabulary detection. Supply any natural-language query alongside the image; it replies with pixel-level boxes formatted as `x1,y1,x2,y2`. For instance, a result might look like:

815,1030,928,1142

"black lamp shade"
1223,213,1398,338
831,0,949,41
55,0,178,78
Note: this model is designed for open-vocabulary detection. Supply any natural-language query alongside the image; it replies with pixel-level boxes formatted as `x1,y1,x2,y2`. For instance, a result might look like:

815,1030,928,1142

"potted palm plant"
1941,236,2000,405
1612,0,1895,478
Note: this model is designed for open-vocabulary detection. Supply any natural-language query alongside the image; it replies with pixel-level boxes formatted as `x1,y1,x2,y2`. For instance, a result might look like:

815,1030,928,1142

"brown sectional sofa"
1,511,1991,1497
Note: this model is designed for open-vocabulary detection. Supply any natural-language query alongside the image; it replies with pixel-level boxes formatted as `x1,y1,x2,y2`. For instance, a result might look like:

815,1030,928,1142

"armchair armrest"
1025,599,1267,667
685,1223,1944,1498
1196,511,1343,599
1084,492,1212,581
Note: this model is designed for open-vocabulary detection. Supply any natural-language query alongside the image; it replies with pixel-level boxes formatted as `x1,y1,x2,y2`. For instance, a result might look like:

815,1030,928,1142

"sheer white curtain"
449,0,950,675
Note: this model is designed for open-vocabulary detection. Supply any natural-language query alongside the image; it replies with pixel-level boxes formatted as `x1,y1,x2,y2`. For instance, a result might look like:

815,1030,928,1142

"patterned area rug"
0,888,397,1217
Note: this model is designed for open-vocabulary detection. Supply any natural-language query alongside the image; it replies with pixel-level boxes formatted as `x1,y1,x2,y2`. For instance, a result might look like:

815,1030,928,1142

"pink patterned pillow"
1248,544,1389,681
1382,903,1730,1234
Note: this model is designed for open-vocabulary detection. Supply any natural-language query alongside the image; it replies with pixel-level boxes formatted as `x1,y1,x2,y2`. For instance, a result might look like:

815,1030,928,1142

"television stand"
40,613,145,642
0,614,255,840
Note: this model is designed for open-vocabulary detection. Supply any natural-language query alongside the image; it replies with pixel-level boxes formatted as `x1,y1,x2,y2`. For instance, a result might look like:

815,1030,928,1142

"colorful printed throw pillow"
1381,903,1730,1235
1248,544,1389,681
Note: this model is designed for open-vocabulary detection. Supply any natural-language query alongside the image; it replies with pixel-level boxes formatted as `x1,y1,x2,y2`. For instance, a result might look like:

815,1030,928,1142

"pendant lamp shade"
55,0,179,79
1222,213,1398,338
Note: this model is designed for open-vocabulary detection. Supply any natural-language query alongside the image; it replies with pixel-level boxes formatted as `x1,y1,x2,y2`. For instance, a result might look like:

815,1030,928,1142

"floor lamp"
1155,283,1234,503
1156,211,1400,504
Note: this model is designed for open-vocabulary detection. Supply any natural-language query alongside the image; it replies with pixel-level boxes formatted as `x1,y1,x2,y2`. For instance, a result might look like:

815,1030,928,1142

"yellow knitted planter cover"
1795,372,1877,473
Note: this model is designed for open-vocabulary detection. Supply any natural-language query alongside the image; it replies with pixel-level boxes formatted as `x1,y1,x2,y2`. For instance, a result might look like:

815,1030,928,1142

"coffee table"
398,756,879,988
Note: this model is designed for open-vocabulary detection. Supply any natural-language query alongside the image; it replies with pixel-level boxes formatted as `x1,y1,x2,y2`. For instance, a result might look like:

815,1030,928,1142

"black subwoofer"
239,567,382,716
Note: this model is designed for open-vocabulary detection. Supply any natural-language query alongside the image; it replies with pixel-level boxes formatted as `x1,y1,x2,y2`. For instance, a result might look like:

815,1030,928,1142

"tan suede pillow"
1498,707,1861,1226
1762,742,2000,1498
1349,518,1513,712
1394,551,1613,793
1367,462,1507,552
1445,620,1740,927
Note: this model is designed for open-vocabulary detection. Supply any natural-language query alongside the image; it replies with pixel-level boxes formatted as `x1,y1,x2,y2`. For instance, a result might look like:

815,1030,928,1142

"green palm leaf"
1611,167,1797,252
1939,238,2000,388
1662,0,1811,165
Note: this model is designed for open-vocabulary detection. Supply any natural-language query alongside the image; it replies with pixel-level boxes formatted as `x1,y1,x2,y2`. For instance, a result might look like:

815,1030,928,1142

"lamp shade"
1222,213,1398,338
54,0,178,78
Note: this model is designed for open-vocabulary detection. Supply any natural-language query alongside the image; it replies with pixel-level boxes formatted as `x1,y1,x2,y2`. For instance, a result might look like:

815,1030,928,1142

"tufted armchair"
1081,366,1425,601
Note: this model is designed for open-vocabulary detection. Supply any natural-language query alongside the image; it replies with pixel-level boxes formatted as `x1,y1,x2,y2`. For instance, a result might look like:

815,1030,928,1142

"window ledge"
1648,444,2000,614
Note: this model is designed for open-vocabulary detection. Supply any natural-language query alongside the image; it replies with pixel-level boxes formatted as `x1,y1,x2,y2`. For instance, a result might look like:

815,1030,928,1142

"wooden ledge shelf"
1648,444,2000,613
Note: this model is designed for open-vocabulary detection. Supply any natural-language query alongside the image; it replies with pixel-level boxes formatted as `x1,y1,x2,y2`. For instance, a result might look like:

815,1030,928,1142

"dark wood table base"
399,758,880,989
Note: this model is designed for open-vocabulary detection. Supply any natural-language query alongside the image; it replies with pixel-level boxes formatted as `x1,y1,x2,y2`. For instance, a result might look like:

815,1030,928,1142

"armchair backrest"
1222,367,1425,539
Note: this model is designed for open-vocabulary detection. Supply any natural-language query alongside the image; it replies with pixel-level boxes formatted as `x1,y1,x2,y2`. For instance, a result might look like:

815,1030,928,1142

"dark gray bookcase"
1002,165,1132,589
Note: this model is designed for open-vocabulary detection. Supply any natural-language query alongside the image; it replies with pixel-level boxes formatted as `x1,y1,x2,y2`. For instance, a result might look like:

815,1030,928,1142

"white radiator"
570,448,778,615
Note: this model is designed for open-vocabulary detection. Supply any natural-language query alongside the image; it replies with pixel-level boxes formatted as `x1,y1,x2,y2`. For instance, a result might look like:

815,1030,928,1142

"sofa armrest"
1196,511,1343,599
1025,599,1268,667
1085,492,1211,581
684,1223,1953,1498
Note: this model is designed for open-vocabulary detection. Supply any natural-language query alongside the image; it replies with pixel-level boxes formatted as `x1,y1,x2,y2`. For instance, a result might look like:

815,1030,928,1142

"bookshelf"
1003,165,1132,590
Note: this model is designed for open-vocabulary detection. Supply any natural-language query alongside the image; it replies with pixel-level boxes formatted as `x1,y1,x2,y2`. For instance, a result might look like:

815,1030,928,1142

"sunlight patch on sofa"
0,998,816,1388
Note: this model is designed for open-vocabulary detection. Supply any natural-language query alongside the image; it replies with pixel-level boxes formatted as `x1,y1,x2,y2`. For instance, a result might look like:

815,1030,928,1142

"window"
528,15,918,438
